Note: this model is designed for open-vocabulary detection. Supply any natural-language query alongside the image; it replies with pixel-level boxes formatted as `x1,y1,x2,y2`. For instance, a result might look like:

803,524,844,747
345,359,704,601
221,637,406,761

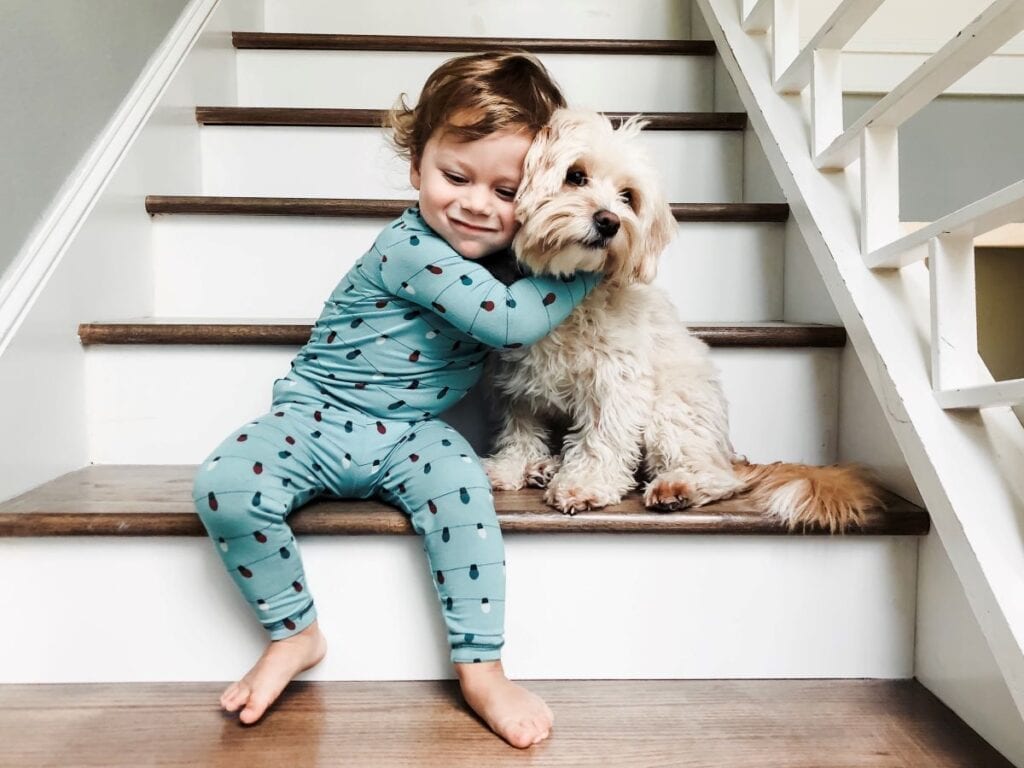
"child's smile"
410,128,533,259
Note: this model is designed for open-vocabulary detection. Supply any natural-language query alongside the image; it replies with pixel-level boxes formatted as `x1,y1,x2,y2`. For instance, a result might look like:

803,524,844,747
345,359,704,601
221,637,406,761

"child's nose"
462,185,492,214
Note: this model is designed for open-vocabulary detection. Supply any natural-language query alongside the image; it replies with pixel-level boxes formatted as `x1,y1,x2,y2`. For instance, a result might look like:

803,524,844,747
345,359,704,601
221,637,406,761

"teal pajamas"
194,207,600,662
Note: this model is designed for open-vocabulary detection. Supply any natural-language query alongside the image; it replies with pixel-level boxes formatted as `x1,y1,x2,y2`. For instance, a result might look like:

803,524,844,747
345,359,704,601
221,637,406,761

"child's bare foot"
220,620,327,724
456,660,553,748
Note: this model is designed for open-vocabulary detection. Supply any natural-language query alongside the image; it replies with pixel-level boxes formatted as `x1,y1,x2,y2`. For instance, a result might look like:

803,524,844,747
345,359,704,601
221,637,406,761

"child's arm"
377,236,601,348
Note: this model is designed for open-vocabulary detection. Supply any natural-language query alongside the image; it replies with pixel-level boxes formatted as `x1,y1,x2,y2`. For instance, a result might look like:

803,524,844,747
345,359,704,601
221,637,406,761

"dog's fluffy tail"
732,460,880,533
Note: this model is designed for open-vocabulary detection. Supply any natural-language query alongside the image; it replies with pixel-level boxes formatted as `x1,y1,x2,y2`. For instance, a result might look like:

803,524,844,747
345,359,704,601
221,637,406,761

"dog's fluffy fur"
484,109,878,531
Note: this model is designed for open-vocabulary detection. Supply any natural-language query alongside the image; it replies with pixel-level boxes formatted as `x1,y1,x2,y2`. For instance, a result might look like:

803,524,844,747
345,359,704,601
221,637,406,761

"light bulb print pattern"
195,404,506,660
193,209,600,661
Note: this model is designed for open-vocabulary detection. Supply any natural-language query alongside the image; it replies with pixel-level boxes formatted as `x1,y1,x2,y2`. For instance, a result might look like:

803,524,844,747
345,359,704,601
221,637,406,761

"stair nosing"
144,196,790,222
194,107,747,132
76,321,846,348
0,466,929,537
231,32,717,56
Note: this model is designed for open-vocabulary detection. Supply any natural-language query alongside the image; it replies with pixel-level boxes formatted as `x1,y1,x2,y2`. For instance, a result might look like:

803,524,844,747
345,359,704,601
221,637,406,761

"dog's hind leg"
642,387,745,511
484,400,557,491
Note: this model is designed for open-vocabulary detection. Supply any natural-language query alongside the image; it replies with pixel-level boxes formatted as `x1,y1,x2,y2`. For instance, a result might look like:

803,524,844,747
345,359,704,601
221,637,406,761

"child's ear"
409,156,422,190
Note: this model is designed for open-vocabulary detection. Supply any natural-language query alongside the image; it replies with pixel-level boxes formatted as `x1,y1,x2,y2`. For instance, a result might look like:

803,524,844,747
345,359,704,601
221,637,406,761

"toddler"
192,51,601,749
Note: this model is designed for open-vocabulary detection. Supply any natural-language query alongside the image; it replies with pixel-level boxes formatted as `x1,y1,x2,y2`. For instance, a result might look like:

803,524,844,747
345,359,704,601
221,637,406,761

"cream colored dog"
483,109,876,531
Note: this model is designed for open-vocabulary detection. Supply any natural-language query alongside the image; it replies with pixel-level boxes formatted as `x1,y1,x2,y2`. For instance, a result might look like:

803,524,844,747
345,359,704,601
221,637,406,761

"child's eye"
443,171,467,184
496,188,517,201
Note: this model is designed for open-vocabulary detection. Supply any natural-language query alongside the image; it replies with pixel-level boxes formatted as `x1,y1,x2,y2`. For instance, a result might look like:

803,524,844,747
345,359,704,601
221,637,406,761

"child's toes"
219,683,236,709
517,718,548,746
239,691,274,725
506,722,537,749
221,682,250,712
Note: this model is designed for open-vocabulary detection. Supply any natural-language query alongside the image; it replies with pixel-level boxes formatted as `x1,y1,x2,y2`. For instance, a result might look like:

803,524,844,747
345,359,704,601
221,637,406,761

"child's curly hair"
386,50,566,163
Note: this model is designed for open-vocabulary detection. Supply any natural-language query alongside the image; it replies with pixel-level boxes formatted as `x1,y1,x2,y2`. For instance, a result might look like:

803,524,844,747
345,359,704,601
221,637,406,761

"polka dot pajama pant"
192,401,505,663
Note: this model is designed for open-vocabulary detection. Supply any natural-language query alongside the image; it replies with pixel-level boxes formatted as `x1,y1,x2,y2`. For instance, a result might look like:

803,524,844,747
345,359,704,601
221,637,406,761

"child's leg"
376,419,553,748
378,421,505,661
192,408,330,722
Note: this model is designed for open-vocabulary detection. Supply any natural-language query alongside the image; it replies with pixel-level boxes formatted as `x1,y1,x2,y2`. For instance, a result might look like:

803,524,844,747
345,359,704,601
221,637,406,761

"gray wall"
845,95,1024,221
0,0,190,278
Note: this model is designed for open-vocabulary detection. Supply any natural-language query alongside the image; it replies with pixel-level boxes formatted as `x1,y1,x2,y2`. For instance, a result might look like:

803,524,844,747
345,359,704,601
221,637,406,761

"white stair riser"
199,126,744,203
263,0,692,39
84,347,838,465
152,217,784,321
236,50,714,112
0,534,915,682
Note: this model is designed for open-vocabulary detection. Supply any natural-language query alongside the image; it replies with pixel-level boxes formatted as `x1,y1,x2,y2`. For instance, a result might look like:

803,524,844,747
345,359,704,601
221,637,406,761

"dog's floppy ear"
519,123,553,190
632,198,676,284
518,110,574,198
610,113,672,284
515,120,561,224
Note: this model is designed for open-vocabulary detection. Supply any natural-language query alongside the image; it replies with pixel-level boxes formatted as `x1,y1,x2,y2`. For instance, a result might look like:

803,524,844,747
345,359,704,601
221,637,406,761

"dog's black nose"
593,210,620,238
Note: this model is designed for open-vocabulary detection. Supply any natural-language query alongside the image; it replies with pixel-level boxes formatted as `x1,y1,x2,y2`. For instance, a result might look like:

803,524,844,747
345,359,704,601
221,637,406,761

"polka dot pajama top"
193,206,601,663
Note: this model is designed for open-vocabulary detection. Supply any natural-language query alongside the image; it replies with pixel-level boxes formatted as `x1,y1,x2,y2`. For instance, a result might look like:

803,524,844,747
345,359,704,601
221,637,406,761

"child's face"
410,128,533,260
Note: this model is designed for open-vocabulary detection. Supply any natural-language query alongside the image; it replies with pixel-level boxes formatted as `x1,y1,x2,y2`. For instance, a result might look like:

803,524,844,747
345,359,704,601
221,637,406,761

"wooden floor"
0,680,1012,767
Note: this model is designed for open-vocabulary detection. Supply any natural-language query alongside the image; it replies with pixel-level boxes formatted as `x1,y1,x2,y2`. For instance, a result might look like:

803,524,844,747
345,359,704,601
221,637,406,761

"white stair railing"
762,0,1024,411
698,0,1024,721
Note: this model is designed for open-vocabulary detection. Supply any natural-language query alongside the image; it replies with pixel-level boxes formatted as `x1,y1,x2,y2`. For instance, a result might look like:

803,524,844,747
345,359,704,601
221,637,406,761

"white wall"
795,0,1024,94
800,0,1024,54
0,0,191,280
917,532,1024,768
0,0,261,503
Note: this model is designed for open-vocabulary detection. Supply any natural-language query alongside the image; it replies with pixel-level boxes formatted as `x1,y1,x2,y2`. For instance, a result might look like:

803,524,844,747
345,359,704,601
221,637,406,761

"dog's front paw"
525,455,562,488
483,457,527,491
544,475,622,515
644,468,743,511
643,474,694,512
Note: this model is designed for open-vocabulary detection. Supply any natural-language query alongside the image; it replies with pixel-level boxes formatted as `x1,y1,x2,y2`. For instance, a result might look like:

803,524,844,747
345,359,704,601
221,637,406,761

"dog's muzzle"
583,209,620,248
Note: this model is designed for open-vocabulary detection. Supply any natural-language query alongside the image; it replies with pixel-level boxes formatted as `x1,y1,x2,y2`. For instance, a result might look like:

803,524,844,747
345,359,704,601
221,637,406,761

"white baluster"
860,126,900,255
771,0,798,83
929,232,978,393
810,49,843,158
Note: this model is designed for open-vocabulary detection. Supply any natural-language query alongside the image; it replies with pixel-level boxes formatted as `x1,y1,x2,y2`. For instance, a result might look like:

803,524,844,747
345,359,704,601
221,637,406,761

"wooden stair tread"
1,679,1008,767
144,196,790,222
0,679,1008,767
195,106,747,131
0,465,928,537
76,320,847,347
231,32,717,56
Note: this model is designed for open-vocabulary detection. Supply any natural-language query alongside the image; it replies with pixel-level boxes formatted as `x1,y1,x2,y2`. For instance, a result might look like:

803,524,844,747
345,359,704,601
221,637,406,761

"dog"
482,109,878,532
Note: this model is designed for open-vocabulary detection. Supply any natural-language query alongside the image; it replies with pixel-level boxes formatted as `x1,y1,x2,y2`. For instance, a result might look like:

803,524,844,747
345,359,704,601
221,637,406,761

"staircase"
1,0,1016,764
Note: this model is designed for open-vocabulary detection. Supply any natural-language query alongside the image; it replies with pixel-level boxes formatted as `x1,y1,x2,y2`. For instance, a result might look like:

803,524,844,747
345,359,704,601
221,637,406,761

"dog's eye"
620,188,640,212
565,169,587,187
